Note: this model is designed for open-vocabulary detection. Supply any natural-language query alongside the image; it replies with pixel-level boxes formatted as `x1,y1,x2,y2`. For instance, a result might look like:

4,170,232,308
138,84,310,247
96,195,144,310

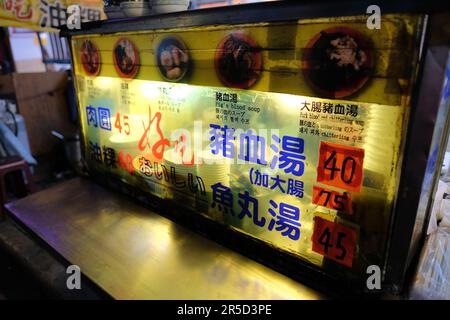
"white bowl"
120,2,152,17
150,0,190,14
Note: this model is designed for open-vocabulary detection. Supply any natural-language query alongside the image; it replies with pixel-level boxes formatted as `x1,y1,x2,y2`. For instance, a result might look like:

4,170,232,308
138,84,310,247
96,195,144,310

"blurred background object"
120,0,152,17
150,0,190,14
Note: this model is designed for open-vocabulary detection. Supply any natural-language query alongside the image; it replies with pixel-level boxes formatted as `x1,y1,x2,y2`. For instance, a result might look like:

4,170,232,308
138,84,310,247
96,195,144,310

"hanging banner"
0,0,104,31
71,14,425,280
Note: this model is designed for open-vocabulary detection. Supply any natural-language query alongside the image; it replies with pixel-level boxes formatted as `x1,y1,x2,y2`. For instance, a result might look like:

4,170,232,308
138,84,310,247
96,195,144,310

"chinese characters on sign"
77,76,402,270
39,0,102,28
1,0,33,21
211,184,302,240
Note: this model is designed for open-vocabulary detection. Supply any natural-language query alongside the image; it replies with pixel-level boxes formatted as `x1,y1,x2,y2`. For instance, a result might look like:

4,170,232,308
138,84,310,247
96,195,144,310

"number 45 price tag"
312,216,357,267
317,141,364,192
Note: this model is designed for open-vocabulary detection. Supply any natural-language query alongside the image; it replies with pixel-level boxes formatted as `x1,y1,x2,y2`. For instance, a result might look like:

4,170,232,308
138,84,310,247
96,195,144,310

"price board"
70,13,425,277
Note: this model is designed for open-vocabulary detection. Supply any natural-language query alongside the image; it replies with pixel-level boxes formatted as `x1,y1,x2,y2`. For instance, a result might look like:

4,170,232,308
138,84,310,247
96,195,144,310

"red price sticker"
118,150,134,174
312,216,357,267
317,141,364,192
115,112,131,135
312,185,353,215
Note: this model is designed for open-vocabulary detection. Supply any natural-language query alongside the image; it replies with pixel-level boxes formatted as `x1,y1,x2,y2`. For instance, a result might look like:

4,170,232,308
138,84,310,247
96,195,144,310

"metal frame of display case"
64,0,446,36
61,0,450,297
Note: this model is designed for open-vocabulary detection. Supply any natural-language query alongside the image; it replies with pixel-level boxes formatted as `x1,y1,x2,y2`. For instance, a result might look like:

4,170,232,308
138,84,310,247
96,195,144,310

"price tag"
312,216,357,267
114,112,131,135
312,185,353,215
119,150,134,174
317,141,364,192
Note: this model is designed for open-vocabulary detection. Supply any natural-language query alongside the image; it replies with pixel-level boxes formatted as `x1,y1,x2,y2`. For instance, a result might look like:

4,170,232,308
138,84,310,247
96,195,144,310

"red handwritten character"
138,105,170,160
14,0,33,20
174,133,194,165
4,0,13,11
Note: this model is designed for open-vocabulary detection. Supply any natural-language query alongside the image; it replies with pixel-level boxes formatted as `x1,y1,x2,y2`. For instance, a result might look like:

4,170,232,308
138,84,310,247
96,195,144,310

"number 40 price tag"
317,141,365,192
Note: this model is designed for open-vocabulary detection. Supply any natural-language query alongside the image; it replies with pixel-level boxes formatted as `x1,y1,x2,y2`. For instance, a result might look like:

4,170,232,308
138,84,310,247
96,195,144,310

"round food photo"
156,37,190,82
113,38,140,79
80,39,101,76
214,32,262,89
302,27,374,99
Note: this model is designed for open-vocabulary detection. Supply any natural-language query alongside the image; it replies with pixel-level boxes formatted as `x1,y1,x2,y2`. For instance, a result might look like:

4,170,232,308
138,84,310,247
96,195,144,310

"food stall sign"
0,0,104,31
70,14,425,279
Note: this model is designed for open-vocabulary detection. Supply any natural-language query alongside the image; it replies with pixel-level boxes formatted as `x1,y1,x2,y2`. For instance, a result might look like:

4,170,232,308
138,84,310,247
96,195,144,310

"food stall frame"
59,0,450,297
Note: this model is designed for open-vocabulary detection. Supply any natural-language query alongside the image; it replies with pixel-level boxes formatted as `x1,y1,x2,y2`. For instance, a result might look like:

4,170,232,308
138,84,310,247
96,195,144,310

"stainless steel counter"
5,177,325,299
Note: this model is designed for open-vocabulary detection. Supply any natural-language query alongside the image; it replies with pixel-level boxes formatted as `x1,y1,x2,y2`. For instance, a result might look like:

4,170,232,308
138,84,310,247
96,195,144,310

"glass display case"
62,1,450,296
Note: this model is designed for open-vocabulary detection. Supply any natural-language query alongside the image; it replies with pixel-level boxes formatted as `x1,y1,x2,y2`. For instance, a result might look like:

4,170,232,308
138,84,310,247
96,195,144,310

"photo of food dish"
80,39,101,76
113,38,140,79
302,27,374,99
156,37,190,82
214,32,262,89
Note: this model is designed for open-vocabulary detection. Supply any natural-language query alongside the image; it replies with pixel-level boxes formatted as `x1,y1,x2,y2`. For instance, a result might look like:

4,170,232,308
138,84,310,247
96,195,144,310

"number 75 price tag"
317,141,365,192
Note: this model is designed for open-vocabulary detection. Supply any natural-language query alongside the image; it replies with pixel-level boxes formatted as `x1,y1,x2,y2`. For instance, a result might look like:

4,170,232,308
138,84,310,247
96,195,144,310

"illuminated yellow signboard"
71,14,425,277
